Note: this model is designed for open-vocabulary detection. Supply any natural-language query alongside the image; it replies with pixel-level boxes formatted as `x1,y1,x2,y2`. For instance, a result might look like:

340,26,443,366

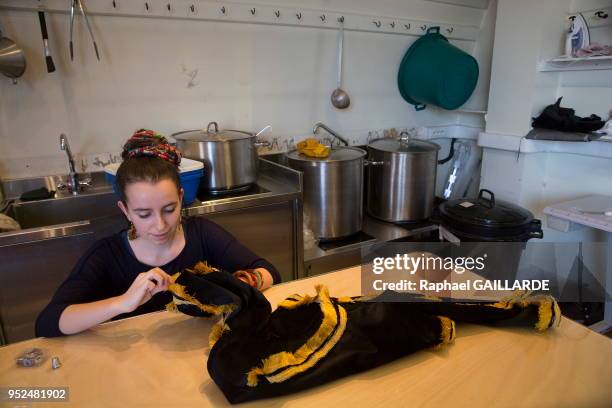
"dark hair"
115,129,182,203
116,157,180,203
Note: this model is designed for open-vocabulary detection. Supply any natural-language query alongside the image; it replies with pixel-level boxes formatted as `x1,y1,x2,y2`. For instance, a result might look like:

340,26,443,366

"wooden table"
1,266,612,407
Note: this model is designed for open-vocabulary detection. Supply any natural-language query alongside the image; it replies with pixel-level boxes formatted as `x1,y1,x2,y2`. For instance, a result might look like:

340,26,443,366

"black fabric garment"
525,128,602,142
168,266,560,404
532,97,605,133
35,217,281,338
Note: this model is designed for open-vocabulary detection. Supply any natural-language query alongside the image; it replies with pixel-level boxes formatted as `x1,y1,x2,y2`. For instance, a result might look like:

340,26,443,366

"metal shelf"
0,0,480,41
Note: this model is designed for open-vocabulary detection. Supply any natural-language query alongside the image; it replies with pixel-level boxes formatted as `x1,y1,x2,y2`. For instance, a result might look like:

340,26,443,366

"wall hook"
404,23,411,30
338,16,345,23
296,12,302,20
112,0,116,9
220,6,226,15
373,20,381,28
145,2,149,11
390,21,395,28
320,14,326,22
446,27,454,34
190,5,195,13
594,11,609,19
250,8,255,15
167,3,171,12
420,25,427,31
274,10,280,18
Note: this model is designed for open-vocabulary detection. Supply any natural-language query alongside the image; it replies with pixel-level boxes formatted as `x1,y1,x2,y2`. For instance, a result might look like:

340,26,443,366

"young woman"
36,130,280,337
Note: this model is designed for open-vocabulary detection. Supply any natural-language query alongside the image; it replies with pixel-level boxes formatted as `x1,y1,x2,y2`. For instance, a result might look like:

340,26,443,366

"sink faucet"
313,122,349,146
59,134,89,195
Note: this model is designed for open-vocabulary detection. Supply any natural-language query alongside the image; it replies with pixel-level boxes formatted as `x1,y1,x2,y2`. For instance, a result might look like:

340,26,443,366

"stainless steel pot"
0,33,26,83
173,122,269,193
366,137,440,222
287,147,366,241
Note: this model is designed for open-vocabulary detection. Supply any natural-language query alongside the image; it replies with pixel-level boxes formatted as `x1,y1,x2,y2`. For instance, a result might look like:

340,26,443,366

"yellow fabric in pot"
297,138,330,158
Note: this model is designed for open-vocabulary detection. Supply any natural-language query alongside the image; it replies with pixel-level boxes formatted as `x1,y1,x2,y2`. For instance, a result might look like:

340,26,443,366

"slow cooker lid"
440,189,534,228
172,121,253,142
286,146,366,163
369,137,440,153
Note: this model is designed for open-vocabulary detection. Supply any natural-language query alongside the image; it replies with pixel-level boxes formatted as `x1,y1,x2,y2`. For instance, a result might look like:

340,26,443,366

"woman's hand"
117,268,171,313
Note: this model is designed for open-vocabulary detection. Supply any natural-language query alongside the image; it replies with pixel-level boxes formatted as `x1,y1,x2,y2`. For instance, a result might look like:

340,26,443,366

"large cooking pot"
287,147,366,241
366,137,440,222
173,122,269,193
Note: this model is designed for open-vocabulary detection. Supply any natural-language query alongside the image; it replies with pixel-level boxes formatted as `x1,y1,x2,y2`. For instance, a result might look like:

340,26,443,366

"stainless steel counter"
304,216,438,262
184,158,301,217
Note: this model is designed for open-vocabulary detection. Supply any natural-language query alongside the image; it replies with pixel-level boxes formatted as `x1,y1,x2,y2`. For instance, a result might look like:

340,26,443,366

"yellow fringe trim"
166,301,177,312
490,292,560,331
189,261,219,275
209,321,230,347
168,282,236,316
266,305,347,384
438,316,456,344
246,285,346,387
277,294,314,309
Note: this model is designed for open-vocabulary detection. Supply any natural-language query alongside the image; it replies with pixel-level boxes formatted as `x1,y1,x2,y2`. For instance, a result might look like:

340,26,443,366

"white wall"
0,0,493,179
479,0,612,300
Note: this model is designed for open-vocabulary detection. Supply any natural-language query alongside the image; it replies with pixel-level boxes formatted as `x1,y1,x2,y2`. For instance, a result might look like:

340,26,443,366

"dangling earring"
128,221,138,240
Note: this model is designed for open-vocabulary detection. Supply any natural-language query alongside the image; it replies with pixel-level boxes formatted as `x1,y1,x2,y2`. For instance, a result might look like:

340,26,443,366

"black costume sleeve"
35,241,112,338
195,217,282,283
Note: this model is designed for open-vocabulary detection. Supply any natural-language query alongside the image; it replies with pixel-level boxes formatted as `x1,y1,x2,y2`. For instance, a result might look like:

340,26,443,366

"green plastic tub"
398,27,479,111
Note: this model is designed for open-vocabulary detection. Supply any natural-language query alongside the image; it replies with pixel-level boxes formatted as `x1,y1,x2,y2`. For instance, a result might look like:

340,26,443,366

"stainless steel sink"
0,172,128,344
6,192,121,229
0,172,124,245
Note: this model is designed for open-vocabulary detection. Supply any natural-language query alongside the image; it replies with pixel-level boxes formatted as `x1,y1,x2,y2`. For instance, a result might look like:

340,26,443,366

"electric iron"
565,13,590,57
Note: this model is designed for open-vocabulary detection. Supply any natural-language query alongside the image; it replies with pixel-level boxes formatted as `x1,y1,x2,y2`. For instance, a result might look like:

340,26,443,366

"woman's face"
118,179,184,245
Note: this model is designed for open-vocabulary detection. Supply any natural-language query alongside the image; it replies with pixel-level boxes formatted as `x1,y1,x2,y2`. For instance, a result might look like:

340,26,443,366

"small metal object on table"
51,356,62,369
16,348,44,367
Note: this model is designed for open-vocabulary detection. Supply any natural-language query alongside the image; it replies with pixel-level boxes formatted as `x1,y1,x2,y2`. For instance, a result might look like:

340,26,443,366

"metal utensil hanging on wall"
38,5,56,73
0,29,26,84
70,0,100,61
331,17,350,109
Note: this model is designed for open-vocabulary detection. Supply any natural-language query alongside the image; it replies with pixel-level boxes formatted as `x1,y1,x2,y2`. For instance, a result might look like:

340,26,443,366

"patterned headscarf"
121,129,181,167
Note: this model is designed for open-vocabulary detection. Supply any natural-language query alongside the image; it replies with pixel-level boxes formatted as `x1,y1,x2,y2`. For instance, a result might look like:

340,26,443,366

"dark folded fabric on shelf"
532,97,605,133
168,263,561,404
526,128,602,142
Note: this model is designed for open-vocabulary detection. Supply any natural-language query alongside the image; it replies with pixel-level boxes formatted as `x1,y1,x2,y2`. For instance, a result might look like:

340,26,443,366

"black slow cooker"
437,189,543,281
438,189,543,242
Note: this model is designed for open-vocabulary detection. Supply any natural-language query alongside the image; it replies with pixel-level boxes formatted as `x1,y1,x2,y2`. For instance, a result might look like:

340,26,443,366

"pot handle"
529,219,544,239
206,122,219,133
478,189,495,208
364,160,384,166
427,26,441,34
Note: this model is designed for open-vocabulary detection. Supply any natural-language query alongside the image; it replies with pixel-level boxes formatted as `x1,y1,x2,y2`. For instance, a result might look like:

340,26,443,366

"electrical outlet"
429,127,448,138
